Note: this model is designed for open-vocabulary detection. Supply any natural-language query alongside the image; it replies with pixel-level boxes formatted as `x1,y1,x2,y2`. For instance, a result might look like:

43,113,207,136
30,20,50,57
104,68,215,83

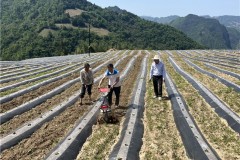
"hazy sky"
87,0,240,17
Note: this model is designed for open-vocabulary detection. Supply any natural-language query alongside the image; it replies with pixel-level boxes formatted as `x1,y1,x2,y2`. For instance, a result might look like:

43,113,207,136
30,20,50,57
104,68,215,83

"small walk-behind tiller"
98,88,117,124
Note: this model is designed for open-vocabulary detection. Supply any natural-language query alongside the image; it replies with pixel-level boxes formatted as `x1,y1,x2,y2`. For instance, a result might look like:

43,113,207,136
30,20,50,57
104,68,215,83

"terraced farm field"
0,50,239,160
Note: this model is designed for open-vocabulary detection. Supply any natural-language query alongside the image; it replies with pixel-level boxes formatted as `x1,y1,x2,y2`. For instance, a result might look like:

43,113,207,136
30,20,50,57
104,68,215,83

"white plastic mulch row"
198,51,240,66
205,54,239,62
169,57,240,133
0,53,95,72
45,51,140,160
0,63,68,83
178,51,240,70
0,52,114,103
21,53,88,64
0,50,129,151
204,63,240,80
165,50,174,57
0,65,26,72
0,53,101,83
0,53,103,92
109,53,148,160
176,50,189,57
202,55,240,65
0,51,122,123
193,50,205,56
0,50,128,149
1,67,29,76
158,51,220,159
165,71,219,160
185,59,240,92
181,50,240,77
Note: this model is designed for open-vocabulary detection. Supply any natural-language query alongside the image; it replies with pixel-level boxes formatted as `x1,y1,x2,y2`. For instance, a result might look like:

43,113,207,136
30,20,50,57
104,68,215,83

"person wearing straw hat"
149,55,166,100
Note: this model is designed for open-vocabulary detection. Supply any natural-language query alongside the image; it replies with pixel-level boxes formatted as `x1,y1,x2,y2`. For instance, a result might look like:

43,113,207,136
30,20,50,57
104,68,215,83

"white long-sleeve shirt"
150,62,166,79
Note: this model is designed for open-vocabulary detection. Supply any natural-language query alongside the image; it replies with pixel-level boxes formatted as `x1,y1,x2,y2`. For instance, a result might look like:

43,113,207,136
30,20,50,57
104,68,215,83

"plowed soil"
76,52,144,159
0,61,104,113
0,53,133,159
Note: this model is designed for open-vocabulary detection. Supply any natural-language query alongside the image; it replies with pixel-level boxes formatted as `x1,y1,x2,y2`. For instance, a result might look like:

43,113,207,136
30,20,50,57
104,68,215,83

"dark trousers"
152,75,163,97
80,84,92,98
108,85,121,106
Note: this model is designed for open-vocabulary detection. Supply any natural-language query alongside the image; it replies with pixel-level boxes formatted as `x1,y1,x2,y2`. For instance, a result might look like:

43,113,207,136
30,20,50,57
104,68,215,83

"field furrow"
0,52,129,136
169,53,240,115
0,50,239,160
161,53,240,159
76,52,144,160
0,61,104,113
140,52,187,160
0,51,134,159
184,59,240,90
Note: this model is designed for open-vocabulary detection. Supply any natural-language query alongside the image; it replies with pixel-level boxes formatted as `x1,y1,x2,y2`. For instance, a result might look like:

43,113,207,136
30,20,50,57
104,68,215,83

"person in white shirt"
149,55,166,100
98,63,121,108
80,63,94,105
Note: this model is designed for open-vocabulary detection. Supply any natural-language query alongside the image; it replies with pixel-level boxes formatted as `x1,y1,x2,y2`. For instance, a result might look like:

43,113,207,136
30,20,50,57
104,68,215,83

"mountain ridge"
169,14,232,49
142,14,240,49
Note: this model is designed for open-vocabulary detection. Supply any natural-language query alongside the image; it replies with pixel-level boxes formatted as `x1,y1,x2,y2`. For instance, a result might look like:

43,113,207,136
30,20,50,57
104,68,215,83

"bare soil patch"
65,9,86,17
76,52,144,159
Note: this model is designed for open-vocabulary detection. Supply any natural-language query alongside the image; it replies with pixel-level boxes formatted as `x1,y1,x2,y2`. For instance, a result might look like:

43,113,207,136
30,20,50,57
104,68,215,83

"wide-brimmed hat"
153,55,160,60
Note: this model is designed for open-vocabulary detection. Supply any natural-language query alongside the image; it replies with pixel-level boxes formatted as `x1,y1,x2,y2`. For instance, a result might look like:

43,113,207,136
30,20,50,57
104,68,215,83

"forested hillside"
1,0,204,60
227,27,240,49
215,15,240,32
143,14,240,49
169,14,232,49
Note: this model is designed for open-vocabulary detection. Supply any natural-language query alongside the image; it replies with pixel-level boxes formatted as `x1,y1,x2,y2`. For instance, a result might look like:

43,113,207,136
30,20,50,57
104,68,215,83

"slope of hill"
143,15,240,49
1,0,204,60
226,27,240,49
169,14,232,49
215,15,240,32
